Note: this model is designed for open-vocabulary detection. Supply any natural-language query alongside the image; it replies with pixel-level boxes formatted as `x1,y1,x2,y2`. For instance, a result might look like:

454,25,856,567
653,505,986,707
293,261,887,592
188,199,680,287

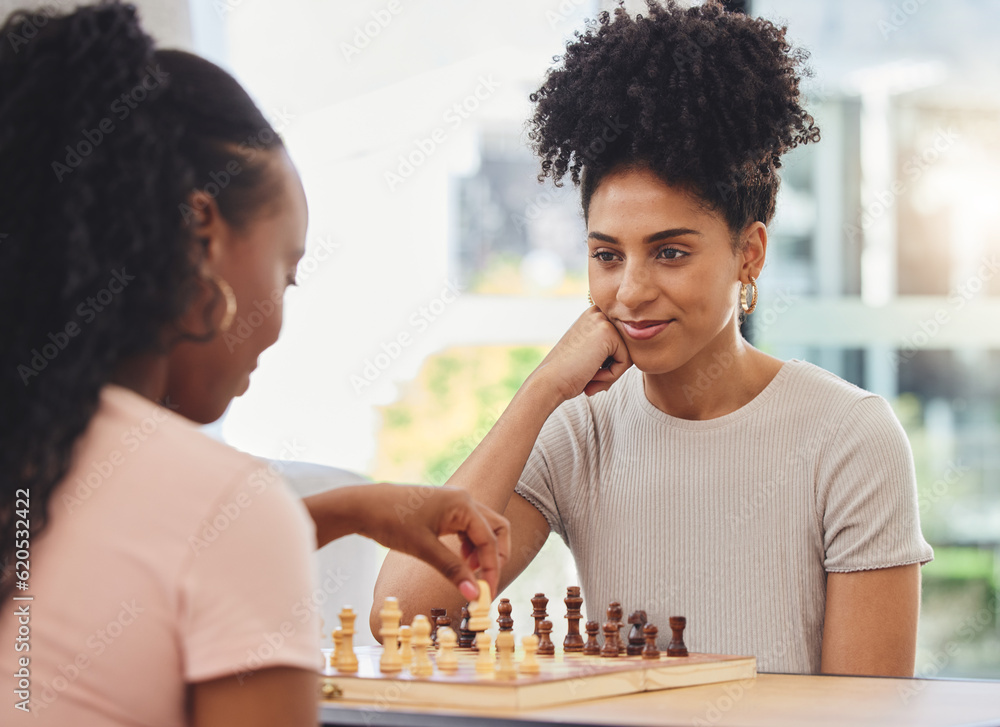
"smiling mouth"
619,319,674,341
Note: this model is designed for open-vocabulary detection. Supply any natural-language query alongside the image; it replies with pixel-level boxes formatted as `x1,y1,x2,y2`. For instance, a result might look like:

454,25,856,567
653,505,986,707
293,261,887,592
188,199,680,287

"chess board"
319,646,756,710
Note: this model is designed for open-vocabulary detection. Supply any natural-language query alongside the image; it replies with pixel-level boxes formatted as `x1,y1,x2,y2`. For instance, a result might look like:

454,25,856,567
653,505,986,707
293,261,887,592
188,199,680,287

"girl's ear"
740,221,768,280
183,190,230,274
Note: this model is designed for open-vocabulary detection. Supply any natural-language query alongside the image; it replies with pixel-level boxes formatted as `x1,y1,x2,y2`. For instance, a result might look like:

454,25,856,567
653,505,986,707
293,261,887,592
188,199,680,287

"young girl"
375,0,932,676
0,4,506,725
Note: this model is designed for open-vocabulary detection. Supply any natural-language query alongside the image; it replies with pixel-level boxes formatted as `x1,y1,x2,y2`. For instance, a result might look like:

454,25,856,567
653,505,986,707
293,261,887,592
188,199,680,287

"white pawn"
437,627,459,673
331,627,343,669
411,615,433,677
475,632,494,677
495,630,516,680
520,634,540,675
379,597,403,674
398,625,413,668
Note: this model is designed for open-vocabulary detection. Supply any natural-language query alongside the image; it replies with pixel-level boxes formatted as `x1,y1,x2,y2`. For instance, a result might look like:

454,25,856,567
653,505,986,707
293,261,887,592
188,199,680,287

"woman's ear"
740,221,768,279
184,190,229,271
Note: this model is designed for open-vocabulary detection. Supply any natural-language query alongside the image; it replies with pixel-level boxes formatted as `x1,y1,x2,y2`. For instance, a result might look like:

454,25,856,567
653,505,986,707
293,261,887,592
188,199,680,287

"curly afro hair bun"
528,0,820,232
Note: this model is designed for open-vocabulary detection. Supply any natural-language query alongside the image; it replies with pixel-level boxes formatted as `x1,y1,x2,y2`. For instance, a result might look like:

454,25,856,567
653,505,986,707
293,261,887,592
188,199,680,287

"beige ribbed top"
515,360,933,673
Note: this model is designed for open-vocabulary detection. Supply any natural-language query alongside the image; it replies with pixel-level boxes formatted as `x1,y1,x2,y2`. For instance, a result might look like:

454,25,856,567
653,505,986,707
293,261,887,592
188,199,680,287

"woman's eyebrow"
587,228,702,244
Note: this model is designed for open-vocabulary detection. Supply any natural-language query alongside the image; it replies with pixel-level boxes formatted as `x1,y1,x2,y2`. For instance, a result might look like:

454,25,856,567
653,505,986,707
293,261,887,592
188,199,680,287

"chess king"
374,0,933,676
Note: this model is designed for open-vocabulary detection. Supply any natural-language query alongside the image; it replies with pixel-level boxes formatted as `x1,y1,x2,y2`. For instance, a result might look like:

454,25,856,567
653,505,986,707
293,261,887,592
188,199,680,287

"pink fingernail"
459,579,478,601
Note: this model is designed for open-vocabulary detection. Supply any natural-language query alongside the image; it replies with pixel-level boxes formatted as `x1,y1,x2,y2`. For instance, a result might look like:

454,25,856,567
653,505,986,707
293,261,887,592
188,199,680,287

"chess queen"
376,0,932,676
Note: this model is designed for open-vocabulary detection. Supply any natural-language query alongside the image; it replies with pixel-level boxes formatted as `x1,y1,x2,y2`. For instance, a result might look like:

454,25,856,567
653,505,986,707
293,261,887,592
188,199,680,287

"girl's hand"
354,484,510,603
530,305,632,404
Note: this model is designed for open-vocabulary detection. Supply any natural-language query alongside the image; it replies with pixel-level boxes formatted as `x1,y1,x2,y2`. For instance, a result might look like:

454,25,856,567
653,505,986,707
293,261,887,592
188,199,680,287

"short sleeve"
515,397,595,545
179,463,321,682
817,396,934,572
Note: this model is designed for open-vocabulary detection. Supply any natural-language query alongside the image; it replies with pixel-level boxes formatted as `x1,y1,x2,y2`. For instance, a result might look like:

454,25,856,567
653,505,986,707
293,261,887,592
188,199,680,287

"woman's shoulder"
58,385,307,565
85,384,279,507
776,359,906,445
100,384,258,470
781,359,883,407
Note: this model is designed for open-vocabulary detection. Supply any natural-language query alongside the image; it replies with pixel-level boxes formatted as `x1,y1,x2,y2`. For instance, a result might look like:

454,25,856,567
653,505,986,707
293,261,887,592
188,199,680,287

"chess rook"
668,616,689,657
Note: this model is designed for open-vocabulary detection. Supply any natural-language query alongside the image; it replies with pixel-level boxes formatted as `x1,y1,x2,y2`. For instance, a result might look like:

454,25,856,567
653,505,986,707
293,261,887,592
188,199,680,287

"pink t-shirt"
1,385,321,725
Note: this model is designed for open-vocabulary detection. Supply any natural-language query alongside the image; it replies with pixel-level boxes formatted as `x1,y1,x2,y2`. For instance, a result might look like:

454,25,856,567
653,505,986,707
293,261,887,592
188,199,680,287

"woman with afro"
377,0,932,676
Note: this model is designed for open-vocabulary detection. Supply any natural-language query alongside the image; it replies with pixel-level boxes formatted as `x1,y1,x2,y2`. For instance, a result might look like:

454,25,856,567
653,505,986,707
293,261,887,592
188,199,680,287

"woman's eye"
591,251,617,262
657,247,687,260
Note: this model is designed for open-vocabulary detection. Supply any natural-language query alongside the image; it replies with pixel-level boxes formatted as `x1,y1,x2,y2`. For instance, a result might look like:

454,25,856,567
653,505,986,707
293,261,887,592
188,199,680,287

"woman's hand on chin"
529,305,632,403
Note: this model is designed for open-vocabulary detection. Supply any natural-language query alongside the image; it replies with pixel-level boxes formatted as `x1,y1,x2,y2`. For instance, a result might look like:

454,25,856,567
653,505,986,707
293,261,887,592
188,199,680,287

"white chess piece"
398,625,413,668
338,607,359,673
411,615,433,677
379,597,403,674
331,627,343,669
467,579,492,631
475,632,494,678
495,630,516,680
520,634,540,675
437,627,459,672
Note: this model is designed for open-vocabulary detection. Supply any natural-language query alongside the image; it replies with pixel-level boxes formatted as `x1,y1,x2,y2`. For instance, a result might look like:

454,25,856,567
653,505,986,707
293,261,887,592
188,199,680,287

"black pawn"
583,620,601,656
537,619,555,656
627,610,647,656
642,624,660,660
600,622,619,657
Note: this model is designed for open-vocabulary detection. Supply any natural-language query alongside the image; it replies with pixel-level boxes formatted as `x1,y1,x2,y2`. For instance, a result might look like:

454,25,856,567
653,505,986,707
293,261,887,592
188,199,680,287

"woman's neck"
642,329,783,420
109,353,170,404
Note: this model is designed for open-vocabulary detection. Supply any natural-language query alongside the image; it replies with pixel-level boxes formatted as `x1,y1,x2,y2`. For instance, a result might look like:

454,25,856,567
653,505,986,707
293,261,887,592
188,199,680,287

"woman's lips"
620,319,673,341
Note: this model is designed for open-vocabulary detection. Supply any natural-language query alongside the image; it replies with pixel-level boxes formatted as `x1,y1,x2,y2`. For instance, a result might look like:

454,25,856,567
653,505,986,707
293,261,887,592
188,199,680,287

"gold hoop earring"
587,290,594,306
211,274,237,332
740,275,758,315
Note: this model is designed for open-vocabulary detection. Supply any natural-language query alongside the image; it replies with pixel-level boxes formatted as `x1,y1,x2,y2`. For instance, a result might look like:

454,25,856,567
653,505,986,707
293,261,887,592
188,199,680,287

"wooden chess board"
319,646,756,710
